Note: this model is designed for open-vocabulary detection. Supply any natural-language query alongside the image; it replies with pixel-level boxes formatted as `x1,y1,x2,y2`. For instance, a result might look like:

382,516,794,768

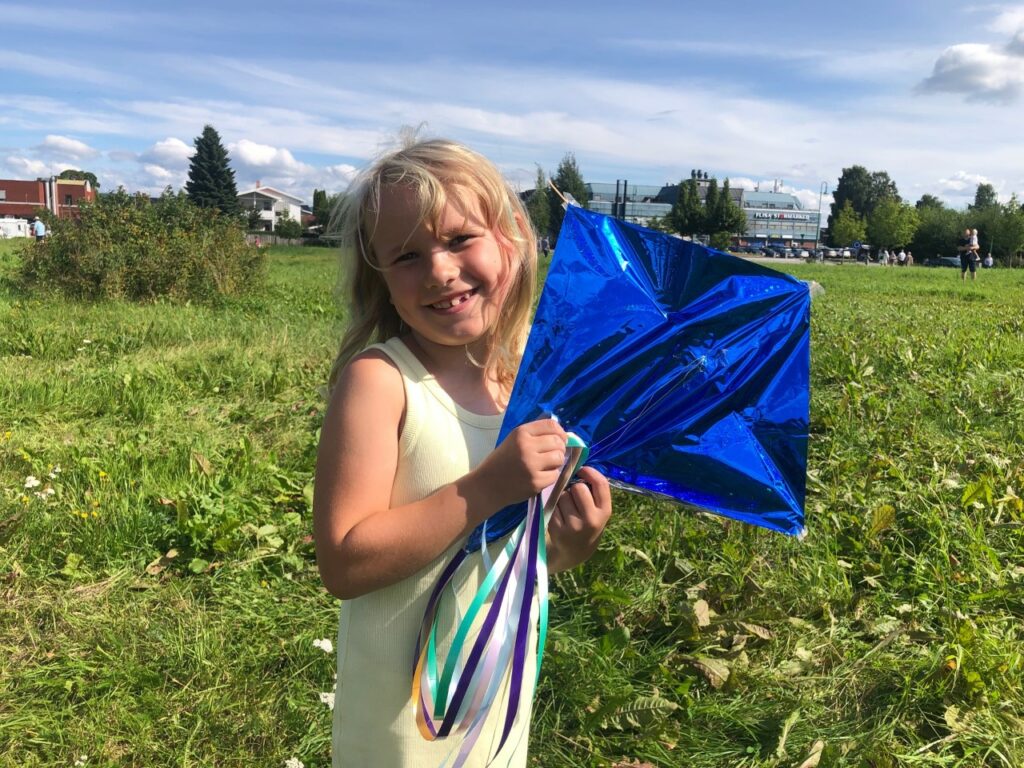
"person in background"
32,216,47,242
983,253,994,269
958,228,976,282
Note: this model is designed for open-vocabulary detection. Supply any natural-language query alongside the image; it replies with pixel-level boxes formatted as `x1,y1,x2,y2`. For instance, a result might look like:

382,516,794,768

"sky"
4,0,1024,213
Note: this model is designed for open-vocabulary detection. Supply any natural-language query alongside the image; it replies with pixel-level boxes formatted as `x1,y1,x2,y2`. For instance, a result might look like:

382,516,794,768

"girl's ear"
514,211,529,238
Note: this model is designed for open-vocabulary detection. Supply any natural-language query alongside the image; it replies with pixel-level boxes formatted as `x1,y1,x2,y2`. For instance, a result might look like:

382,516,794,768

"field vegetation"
18,191,263,302
2,241,1023,767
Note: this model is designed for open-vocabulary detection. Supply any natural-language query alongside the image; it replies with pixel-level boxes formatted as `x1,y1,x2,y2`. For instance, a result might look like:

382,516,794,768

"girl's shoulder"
332,344,405,412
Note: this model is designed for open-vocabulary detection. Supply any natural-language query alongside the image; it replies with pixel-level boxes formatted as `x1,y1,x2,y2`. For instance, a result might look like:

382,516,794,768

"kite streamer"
413,438,586,766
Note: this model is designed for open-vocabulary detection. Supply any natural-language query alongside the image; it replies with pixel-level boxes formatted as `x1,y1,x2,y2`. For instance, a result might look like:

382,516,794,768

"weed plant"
16,190,264,302
1,247,1023,767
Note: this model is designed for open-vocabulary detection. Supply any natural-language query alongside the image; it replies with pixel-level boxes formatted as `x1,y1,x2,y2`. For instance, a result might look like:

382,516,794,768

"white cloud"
987,6,1024,35
143,163,179,182
231,139,308,175
3,155,69,177
139,138,192,168
323,163,358,184
37,135,98,160
936,171,995,199
918,14,1024,103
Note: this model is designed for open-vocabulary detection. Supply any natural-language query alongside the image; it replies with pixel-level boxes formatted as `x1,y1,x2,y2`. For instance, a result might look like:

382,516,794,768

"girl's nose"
426,249,459,286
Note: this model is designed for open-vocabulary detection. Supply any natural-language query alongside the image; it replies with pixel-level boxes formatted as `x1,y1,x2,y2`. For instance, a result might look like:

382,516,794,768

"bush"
17,188,265,301
274,213,302,239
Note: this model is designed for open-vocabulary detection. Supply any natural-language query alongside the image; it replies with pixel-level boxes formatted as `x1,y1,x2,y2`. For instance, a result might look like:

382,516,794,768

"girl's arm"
313,351,569,600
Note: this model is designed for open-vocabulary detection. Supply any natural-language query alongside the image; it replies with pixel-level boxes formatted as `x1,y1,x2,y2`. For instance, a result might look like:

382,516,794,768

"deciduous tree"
867,196,920,249
275,211,302,239
910,204,962,262
915,194,944,210
970,182,999,210
58,169,100,189
830,200,867,246
827,166,899,244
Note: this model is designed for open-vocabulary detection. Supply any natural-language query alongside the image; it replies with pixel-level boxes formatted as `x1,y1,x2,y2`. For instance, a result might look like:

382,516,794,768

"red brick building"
0,177,96,220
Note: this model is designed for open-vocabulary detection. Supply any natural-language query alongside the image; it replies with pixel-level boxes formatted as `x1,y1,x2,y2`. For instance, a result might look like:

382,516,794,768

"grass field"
2,240,1023,767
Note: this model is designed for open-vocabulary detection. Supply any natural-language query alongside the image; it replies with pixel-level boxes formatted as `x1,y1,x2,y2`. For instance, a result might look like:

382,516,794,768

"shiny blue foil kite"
469,205,809,550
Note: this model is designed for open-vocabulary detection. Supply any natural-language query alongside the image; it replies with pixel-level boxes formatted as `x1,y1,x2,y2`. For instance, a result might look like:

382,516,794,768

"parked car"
797,249,810,258
924,254,960,268
840,248,852,259
826,248,838,258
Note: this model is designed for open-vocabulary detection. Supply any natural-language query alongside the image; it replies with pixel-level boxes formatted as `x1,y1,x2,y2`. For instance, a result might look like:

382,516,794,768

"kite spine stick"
547,179,571,208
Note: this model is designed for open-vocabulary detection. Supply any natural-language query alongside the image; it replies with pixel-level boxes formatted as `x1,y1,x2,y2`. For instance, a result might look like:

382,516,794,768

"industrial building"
579,178,820,249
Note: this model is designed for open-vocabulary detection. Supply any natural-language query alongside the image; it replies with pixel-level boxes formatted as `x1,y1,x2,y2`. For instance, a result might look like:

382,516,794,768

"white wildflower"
83,339,92,344
50,466,62,478
284,759,304,768
313,638,333,653
319,691,335,710
73,757,88,767
24,476,41,489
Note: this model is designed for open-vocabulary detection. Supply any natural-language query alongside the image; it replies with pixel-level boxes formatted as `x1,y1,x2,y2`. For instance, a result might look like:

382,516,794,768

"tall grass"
2,244,1022,767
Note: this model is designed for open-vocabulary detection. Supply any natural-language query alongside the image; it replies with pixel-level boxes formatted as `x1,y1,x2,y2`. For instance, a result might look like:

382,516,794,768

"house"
0,177,96,222
236,183,305,232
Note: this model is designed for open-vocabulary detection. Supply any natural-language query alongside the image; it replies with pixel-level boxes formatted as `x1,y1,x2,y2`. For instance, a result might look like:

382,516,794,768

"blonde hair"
327,137,537,394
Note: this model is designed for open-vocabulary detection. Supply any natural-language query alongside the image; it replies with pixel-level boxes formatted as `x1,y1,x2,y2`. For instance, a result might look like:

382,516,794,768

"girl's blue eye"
449,234,471,246
393,251,417,264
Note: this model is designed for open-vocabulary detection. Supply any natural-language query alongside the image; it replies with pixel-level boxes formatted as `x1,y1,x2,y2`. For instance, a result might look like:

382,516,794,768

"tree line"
827,165,1024,263
65,132,1024,264
525,156,746,251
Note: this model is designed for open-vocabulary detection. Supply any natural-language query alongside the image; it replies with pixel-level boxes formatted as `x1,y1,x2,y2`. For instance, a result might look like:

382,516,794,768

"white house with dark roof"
236,183,304,232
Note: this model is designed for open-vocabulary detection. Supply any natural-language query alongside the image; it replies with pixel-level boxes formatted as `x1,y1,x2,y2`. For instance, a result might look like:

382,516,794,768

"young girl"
313,138,613,766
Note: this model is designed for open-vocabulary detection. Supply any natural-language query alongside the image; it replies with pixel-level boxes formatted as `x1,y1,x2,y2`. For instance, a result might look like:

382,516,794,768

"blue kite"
471,204,810,548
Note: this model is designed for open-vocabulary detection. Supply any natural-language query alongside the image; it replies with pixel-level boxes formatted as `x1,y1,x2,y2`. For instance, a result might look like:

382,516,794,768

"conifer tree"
670,178,703,236
186,125,240,215
312,188,331,227
547,152,590,240
716,179,747,235
525,166,550,239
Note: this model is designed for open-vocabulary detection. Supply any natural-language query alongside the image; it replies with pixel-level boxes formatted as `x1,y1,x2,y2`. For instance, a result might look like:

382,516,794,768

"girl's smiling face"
370,184,512,356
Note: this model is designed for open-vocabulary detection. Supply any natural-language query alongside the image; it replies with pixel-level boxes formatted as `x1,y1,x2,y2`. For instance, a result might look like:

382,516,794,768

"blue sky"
4,0,1024,211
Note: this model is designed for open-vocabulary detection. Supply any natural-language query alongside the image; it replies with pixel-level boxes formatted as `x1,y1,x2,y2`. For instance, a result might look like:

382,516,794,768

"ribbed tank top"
332,337,535,767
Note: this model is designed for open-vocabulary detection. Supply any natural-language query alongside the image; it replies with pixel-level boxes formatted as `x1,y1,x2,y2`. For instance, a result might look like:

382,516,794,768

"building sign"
752,211,814,221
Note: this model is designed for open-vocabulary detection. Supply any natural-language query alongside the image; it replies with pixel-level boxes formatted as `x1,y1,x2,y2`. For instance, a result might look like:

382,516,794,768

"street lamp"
814,181,828,253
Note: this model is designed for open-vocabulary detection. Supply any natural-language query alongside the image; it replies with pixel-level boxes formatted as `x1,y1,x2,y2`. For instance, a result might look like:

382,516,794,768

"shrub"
17,188,265,301
274,212,302,239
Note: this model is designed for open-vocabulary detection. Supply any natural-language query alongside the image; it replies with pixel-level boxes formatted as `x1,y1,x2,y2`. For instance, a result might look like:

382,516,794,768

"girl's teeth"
434,292,471,309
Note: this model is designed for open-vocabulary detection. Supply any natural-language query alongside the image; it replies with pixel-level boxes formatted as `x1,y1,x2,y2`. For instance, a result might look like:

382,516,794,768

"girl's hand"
472,418,568,509
547,466,612,572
